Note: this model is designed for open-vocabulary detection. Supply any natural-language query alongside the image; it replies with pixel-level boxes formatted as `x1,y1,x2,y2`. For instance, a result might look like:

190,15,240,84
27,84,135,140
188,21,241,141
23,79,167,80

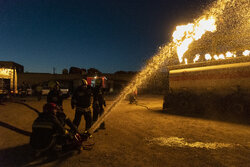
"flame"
184,58,188,64
205,53,212,60
173,17,216,63
243,50,250,56
89,0,237,133
193,54,200,63
218,54,225,59
226,51,233,58
192,49,250,63
214,55,219,60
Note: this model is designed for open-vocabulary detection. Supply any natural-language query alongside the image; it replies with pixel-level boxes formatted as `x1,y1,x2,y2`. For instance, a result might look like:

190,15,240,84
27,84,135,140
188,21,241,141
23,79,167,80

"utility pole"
53,67,56,74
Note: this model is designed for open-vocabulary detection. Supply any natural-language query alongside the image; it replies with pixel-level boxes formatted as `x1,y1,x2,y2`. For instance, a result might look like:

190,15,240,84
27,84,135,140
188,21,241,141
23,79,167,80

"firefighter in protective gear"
129,88,137,104
30,103,68,154
36,84,43,101
71,79,92,131
47,81,63,107
30,103,82,155
92,78,106,129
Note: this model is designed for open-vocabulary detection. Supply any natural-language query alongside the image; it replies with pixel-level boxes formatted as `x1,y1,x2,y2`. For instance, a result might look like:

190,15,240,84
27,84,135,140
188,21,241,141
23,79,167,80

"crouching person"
29,103,83,157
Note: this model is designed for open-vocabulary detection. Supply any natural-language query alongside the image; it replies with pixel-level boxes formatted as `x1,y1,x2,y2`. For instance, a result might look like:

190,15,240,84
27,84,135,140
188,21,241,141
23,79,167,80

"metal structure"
87,76,107,88
0,67,18,95
163,56,250,115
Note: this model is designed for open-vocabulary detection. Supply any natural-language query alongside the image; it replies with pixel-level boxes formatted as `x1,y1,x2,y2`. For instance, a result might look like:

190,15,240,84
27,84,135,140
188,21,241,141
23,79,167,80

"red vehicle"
87,76,106,88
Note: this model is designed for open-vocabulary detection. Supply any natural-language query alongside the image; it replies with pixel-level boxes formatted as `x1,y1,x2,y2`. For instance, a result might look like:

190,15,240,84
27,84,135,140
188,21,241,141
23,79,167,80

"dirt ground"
0,95,249,167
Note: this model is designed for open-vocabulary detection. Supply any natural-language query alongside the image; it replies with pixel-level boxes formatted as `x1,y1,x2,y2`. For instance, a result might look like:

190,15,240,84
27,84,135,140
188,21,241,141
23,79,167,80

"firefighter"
30,103,80,156
92,78,106,130
129,88,137,104
35,84,43,101
71,79,92,131
20,82,28,97
47,81,63,108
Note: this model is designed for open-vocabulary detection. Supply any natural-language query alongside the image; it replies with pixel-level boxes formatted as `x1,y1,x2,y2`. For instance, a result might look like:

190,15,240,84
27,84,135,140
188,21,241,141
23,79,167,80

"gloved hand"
74,133,82,145
81,131,91,141
58,106,63,111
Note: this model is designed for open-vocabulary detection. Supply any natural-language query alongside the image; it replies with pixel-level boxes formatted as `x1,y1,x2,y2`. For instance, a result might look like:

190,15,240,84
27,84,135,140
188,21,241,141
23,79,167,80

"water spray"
88,0,238,134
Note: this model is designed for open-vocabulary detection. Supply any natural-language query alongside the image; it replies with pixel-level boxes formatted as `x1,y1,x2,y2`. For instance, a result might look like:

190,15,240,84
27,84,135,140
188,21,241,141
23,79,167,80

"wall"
17,72,168,94
18,73,84,87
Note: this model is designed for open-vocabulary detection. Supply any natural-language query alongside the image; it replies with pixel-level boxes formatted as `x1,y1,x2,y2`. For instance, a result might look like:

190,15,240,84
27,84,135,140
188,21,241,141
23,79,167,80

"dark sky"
0,0,213,73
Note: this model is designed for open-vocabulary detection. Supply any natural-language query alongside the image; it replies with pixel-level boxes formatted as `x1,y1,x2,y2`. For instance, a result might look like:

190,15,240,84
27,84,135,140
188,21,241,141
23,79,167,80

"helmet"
43,103,58,114
95,78,102,86
82,79,88,86
54,81,60,90
48,80,60,90
55,81,60,86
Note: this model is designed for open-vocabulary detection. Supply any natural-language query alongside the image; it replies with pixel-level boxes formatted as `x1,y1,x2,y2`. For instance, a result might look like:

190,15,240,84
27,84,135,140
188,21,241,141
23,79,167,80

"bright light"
205,53,212,60
226,51,233,58
173,17,216,63
172,23,194,42
193,54,200,63
192,49,248,63
89,0,236,133
243,50,250,56
219,54,225,59
214,55,219,60
184,58,188,64
0,68,13,76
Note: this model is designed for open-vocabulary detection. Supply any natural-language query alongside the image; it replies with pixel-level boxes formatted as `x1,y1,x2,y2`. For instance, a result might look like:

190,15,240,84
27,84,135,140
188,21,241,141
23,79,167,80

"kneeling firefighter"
129,88,137,104
30,103,89,155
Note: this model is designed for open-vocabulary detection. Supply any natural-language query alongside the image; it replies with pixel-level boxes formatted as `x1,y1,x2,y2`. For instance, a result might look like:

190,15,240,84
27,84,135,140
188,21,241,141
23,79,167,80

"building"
0,61,24,73
0,61,22,94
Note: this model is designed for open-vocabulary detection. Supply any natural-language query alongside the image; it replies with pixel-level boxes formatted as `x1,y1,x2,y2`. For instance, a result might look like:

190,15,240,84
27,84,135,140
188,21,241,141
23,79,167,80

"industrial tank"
163,56,250,116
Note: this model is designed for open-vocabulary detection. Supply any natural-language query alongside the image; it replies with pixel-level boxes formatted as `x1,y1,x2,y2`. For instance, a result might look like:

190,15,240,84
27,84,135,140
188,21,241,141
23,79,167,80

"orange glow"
214,55,219,60
173,17,216,63
191,49,249,63
0,68,13,76
218,54,225,59
243,50,250,56
226,51,233,58
184,58,188,64
193,54,200,63
89,0,238,134
205,53,212,60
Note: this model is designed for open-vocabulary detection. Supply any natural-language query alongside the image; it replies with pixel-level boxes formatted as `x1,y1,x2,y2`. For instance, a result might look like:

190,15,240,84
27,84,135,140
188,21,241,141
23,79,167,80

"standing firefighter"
92,78,106,130
35,84,43,101
47,81,63,108
71,79,92,131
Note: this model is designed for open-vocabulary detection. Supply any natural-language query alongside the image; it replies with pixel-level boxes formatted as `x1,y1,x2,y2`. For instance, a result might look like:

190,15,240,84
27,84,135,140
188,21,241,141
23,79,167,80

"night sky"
0,0,214,73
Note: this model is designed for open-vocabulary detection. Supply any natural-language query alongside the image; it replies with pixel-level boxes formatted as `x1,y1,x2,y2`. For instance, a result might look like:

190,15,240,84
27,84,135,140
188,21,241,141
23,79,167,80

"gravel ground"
0,95,249,167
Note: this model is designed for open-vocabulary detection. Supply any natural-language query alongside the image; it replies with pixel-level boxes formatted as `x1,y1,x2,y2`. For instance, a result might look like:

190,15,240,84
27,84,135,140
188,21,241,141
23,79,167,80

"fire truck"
87,76,106,88
163,56,250,116
0,67,18,96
